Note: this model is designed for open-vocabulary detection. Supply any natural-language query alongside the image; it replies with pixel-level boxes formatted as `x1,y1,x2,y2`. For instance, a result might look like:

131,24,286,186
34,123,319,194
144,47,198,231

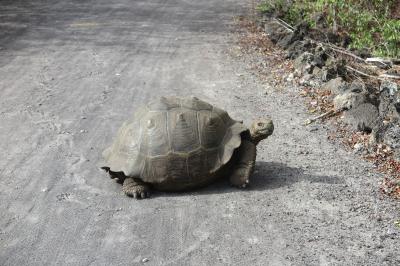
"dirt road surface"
0,0,399,265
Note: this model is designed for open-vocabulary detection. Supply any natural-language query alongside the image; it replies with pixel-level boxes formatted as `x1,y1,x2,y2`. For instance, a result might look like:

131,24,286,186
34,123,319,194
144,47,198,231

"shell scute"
168,109,200,153
139,111,169,157
198,110,226,149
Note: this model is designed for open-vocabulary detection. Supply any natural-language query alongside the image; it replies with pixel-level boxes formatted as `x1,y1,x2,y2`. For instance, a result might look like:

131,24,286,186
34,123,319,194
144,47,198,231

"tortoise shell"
102,96,247,185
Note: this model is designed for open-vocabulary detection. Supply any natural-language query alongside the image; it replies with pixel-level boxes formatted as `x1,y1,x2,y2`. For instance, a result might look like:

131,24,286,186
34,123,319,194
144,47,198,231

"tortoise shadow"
153,161,344,198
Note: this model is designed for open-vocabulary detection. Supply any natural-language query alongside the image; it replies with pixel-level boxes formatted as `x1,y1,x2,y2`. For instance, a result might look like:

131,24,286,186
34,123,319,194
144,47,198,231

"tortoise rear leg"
229,140,256,188
122,178,151,199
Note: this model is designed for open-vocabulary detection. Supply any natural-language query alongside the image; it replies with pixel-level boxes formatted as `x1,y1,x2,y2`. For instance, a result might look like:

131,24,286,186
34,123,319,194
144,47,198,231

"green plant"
256,1,274,13
257,0,400,58
256,0,288,15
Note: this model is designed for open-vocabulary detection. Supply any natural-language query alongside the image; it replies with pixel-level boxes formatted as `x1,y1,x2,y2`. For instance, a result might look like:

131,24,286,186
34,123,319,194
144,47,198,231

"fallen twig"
366,57,392,68
346,65,385,81
379,74,400,80
304,109,341,125
327,44,367,63
274,18,294,32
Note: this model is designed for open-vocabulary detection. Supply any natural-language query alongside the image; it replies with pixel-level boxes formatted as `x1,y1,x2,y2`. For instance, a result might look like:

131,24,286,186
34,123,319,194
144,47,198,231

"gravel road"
0,0,399,265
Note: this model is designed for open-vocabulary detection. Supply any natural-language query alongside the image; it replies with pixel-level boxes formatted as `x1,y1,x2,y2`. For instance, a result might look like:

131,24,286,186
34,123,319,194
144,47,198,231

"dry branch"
304,109,340,125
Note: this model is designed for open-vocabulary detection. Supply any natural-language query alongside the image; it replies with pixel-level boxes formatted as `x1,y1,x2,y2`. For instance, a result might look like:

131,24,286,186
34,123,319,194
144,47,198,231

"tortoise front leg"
122,178,151,199
229,140,256,188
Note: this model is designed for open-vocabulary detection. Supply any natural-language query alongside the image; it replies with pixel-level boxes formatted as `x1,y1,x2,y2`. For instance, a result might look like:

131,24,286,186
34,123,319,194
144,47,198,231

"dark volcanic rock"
383,124,400,149
321,77,348,94
378,81,400,121
277,21,310,49
321,59,347,81
286,39,316,59
343,103,380,132
313,46,329,68
264,21,292,44
353,48,372,59
294,52,315,74
334,89,368,111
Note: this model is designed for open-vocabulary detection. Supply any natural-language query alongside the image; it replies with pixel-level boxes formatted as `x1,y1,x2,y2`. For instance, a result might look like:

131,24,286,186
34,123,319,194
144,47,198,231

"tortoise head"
249,118,274,144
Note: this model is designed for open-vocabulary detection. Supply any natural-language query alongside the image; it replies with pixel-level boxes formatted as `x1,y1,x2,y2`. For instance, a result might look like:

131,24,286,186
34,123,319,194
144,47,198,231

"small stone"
142,258,149,263
380,80,398,95
353,143,364,153
312,66,322,76
321,77,347,94
299,74,312,85
294,52,314,74
286,73,294,82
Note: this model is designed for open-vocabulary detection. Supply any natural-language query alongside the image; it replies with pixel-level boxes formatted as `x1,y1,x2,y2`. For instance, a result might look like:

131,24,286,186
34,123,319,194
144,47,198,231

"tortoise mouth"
260,120,274,131
252,119,274,140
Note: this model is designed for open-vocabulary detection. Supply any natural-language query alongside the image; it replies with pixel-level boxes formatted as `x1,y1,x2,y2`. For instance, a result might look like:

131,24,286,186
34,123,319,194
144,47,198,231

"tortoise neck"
249,129,262,145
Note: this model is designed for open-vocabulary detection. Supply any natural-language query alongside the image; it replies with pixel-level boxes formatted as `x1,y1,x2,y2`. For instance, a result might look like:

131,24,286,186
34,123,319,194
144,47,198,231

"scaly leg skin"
122,178,151,199
229,140,256,188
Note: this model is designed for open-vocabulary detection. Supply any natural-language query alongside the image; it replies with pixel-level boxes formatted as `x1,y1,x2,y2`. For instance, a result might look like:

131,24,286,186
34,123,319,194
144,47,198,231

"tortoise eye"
257,122,264,127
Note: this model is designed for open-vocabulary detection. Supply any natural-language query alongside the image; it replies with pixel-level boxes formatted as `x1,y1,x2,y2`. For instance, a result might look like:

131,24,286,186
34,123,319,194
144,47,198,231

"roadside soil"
0,0,399,265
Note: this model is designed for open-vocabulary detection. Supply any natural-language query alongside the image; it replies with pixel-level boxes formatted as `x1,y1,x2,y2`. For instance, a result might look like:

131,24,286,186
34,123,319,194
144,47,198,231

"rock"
264,21,291,44
349,81,365,93
286,39,316,59
294,21,310,37
313,46,328,68
382,124,400,150
353,143,364,153
378,81,400,121
278,32,302,49
286,73,294,82
278,22,309,49
333,88,368,111
321,59,347,81
380,80,398,96
395,102,400,114
312,66,323,78
343,103,379,132
321,77,348,94
294,52,314,74
299,74,312,85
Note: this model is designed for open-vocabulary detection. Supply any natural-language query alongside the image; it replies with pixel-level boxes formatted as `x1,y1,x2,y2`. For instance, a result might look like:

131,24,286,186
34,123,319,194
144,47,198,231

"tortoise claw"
122,178,151,199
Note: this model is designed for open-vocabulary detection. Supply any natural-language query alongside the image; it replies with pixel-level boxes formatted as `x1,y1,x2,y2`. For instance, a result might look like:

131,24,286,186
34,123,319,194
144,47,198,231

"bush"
257,0,400,58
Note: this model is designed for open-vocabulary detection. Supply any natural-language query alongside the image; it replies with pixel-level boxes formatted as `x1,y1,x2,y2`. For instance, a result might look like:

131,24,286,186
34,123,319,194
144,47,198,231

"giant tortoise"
102,96,274,198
